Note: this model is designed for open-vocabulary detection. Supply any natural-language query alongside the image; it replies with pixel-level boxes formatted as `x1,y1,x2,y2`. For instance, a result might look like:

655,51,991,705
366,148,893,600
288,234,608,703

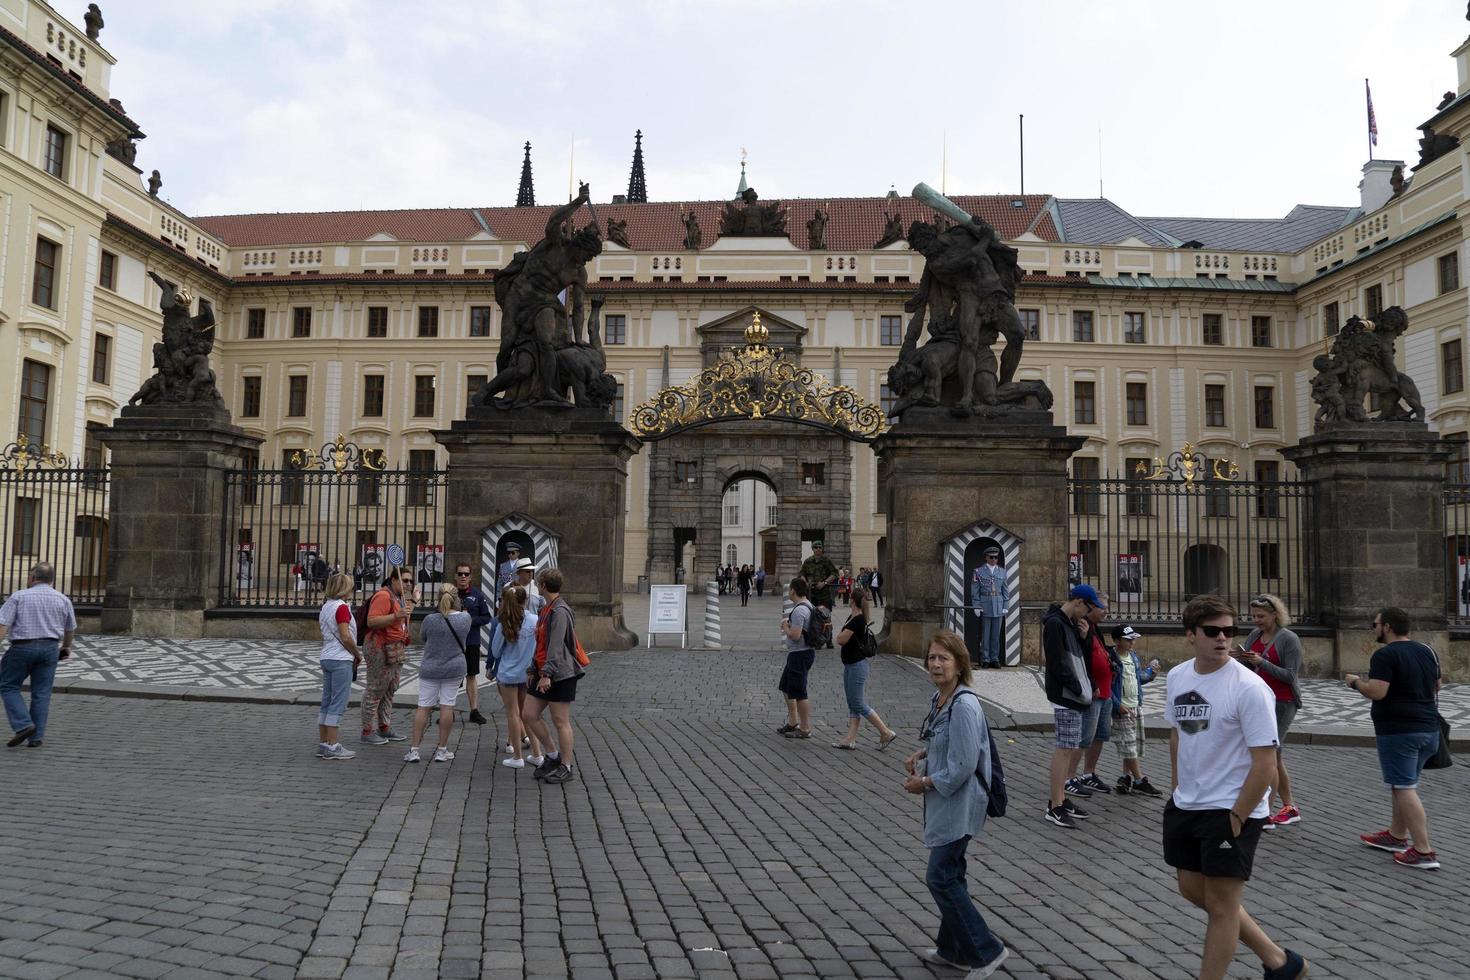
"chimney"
1359,159,1402,214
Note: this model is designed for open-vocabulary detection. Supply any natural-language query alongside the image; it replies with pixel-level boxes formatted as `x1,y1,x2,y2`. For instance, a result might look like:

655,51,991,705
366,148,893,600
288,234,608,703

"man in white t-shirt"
1165,595,1307,980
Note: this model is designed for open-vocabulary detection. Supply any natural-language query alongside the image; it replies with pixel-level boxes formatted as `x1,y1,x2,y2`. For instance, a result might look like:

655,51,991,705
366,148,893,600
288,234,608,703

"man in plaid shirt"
0,563,76,748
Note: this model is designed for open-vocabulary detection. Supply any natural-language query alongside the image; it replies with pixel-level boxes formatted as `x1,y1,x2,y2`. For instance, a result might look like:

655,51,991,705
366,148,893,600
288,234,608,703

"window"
469,306,492,338
726,544,738,566
1364,284,1383,318
1072,456,1100,515
1075,539,1100,580
18,360,51,444
91,333,110,385
1444,339,1464,395
725,500,741,526
1073,380,1096,425
612,381,624,421
43,125,67,179
1125,457,1152,516
1439,252,1460,294
1072,311,1094,342
673,460,699,485
417,306,439,338
413,375,436,417
367,306,388,338
241,376,262,417
280,453,305,506
1019,309,1040,341
880,383,897,417
1254,386,1275,428
292,306,312,338
604,314,627,345
1324,302,1340,337
407,450,437,506
1250,316,1272,348
468,374,488,406
1204,384,1227,427
84,422,106,470
287,375,308,417
801,463,825,485
1202,313,1223,346
1255,461,1280,518
1126,539,1151,579
241,451,260,505
0,91,7,147
13,498,40,554
1204,474,1231,518
246,308,266,339
1125,382,1148,426
363,374,384,417
1123,311,1146,344
99,250,117,290
33,238,59,308
1258,543,1281,580
356,469,382,507
880,315,903,346
766,504,779,527
278,528,300,563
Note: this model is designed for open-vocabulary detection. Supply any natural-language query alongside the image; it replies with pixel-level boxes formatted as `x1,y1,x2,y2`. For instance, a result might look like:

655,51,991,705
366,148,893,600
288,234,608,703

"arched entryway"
723,470,779,576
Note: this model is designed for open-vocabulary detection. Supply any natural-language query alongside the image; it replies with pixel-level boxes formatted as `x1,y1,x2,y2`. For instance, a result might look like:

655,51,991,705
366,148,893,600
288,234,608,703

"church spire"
735,149,749,199
515,141,536,207
626,129,647,204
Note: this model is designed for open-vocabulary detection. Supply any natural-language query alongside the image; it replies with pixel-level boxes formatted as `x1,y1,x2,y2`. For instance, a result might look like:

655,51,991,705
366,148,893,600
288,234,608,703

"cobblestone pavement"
2,650,1466,979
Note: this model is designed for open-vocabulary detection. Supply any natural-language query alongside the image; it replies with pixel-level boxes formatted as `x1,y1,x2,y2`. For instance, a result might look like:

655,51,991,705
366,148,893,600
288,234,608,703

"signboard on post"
647,584,688,648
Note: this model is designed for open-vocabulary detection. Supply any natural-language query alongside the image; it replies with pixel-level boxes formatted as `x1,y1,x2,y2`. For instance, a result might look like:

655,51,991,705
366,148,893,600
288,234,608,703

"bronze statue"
147,169,161,196
478,183,610,410
606,216,631,249
84,4,103,41
1417,126,1459,168
682,210,702,250
129,272,222,408
718,187,787,237
1310,307,1425,427
1389,165,1405,197
873,210,905,248
806,207,828,250
106,134,136,166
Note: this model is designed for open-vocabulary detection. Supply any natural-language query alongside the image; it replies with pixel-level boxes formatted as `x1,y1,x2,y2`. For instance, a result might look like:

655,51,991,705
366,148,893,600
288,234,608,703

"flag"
1366,79,1378,148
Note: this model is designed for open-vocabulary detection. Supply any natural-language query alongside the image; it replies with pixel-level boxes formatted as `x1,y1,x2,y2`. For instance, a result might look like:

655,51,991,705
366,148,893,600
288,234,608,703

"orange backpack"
533,598,591,671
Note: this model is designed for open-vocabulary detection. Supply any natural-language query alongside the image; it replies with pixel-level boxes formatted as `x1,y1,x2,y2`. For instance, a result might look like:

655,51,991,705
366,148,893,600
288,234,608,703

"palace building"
5,0,1470,592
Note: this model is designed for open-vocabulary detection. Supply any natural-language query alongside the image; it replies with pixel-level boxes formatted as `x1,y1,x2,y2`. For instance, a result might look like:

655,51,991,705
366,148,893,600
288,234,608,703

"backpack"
533,598,591,672
933,690,1008,818
796,601,829,650
354,587,387,645
855,619,878,659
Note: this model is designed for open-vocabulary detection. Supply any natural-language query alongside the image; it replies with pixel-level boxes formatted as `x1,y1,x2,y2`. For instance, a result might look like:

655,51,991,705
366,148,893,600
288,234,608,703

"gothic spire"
626,130,647,204
515,141,535,207
735,149,748,199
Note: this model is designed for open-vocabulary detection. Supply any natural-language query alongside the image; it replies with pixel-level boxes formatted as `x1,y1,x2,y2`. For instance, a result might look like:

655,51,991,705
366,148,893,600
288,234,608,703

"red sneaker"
1268,805,1301,826
1360,829,1410,853
1393,847,1441,870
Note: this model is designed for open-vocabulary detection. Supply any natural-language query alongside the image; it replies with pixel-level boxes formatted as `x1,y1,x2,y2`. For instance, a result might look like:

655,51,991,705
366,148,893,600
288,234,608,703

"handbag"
1423,643,1453,770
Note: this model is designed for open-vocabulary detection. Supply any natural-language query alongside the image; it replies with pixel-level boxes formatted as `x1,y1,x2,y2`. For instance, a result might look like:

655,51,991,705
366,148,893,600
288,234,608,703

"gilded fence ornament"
629,313,887,441
0,435,69,472
1134,443,1239,487
289,435,385,472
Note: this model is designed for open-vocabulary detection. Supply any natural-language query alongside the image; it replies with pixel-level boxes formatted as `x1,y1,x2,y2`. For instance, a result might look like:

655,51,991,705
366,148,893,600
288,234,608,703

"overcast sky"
94,0,1462,220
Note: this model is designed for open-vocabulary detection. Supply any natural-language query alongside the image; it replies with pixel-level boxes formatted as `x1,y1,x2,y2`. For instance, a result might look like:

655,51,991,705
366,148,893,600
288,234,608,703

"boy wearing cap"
1110,624,1163,796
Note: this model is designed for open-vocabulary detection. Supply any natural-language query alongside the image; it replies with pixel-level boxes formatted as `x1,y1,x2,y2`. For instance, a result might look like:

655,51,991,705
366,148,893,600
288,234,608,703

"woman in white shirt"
317,573,362,760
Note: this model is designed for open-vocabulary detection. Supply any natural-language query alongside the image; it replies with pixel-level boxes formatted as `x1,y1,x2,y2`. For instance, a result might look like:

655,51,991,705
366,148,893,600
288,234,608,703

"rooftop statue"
718,187,787,237
806,207,828,250
84,4,103,41
1309,307,1424,427
682,210,702,250
873,210,904,248
1417,126,1459,168
128,272,224,408
606,215,631,249
147,169,161,196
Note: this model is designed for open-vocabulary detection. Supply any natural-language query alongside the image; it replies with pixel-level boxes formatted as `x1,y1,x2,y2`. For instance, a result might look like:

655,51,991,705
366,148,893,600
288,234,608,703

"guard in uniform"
970,546,1008,667
496,543,523,599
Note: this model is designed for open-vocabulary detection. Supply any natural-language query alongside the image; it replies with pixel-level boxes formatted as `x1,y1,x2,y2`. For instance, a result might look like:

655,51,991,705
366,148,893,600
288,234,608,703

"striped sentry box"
943,520,1022,667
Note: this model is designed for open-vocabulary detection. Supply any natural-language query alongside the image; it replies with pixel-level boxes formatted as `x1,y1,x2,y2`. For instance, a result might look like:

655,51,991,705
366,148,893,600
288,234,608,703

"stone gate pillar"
874,409,1083,658
1282,424,1453,673
100,406,262,637
437,407,641,650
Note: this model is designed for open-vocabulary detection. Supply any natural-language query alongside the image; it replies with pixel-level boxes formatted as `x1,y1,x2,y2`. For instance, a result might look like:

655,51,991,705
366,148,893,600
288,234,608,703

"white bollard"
703,580,721,649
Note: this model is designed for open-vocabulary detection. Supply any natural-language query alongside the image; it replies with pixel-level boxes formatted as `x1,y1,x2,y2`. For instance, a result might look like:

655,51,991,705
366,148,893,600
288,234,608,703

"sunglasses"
1195,624,1238,638
455,571,472,576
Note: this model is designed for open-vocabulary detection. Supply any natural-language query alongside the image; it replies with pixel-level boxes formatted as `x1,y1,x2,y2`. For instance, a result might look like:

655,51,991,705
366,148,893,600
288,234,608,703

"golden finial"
744,311,769,345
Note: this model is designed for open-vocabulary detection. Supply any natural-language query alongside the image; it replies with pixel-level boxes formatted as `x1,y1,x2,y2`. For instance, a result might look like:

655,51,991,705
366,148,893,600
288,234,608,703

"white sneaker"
528,754,545,767
920,948,966,969
963,947,1008,980
404,746,420,763
315,742,330,758
433,747,455,763
326,744,355,760
502,757,526,769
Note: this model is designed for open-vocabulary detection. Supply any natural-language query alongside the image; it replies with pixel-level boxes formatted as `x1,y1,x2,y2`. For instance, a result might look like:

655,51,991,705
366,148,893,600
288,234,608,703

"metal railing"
1067,473,1319,624
219,466,448,608
1444,484,1470,627
0,465,111,605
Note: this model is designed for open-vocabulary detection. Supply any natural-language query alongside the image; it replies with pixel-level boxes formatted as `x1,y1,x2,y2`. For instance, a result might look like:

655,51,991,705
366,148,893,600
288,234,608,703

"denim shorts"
1054,699,1099,750
1091,698,1112,743
1375,730,1440,790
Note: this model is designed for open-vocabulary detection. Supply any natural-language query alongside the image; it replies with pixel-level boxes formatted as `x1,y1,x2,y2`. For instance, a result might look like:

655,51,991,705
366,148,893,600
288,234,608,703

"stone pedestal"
1283,423,1453,672
437,407,642,650
99,406,263,637
873,408,1084,657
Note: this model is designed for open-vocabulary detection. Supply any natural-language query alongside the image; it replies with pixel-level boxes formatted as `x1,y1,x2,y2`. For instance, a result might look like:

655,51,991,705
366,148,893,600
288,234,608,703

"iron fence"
219,464,448,608
1444,484,1470,627
1067,472,1318,624
0,463,111,605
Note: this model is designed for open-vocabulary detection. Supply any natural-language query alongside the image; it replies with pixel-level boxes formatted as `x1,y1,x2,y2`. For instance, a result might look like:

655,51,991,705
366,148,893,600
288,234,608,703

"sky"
92,0,1465,220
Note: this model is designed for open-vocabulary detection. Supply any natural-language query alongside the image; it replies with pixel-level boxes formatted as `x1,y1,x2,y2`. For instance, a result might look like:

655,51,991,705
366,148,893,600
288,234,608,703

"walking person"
1042,585,1099,829
1240,594,1304,829
776,577,817,739
870,567,884,607
454,561,493,726
739,565,752,607
1165,595,1308,980
970,547,1007,668
832,587,899,751
755,566,766,598
404,585,469,763
361,566,414,745
903,630,1009,978
315,572,360,760
0,563,75,749
1349,606,1443,870
523,569,582,784
492,584,545,769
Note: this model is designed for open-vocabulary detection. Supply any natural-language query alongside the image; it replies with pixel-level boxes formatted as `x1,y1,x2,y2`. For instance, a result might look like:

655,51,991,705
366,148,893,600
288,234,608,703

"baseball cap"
1069,583,1106,610
1111,624,1142,641
514,557,537,572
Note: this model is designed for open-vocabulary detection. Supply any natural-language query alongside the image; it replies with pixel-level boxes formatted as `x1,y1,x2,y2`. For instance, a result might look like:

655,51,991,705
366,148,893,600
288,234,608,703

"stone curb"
49,679,422,710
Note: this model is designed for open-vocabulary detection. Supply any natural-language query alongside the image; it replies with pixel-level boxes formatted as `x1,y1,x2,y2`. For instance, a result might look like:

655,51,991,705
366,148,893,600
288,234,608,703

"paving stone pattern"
1,651,1466,979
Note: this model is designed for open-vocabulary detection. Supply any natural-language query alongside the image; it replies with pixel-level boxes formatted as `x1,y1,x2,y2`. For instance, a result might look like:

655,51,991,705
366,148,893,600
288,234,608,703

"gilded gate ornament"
629,313,887,441
289,435,386,473
1134,442,1239,486
0,435,69,472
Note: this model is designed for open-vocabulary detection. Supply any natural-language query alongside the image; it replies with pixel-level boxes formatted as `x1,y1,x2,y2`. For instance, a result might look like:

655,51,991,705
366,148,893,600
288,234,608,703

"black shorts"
530,675,580,703
778,648,816,701
464,646,481,678
1162,800,1264,880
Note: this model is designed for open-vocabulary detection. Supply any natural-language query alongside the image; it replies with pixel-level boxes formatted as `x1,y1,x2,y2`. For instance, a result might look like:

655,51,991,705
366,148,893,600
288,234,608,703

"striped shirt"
0,584,77,641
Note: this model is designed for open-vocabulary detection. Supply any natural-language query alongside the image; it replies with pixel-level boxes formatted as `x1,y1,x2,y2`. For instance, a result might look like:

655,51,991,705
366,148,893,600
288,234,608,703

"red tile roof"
196,194,1059,250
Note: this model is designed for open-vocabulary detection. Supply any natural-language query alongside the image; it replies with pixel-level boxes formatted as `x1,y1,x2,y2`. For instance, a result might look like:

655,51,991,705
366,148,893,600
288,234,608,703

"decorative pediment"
697,306,805,356
365,232,398,242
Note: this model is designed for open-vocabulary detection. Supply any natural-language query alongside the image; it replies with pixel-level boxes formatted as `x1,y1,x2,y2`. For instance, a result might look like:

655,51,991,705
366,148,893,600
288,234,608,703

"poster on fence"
295,542,321,591
416,544,445,585
235,543,254,589
1116,554,1142,602
360,544,384,591
1460,556,1470,618
1067,552,1084,587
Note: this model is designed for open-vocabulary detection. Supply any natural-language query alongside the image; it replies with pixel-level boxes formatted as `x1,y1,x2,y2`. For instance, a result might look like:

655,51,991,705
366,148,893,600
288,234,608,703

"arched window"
726,544,738,567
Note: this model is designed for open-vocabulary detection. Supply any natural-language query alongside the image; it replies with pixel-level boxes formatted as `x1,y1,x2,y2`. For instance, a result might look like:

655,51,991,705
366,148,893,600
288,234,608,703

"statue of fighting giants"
128,271,224,408
1309,306,1425,427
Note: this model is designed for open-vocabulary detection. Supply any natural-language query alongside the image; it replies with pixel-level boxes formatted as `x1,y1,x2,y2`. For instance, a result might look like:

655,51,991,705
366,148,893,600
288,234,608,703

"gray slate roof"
1050,198,1358,253
1050,199,1176,247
